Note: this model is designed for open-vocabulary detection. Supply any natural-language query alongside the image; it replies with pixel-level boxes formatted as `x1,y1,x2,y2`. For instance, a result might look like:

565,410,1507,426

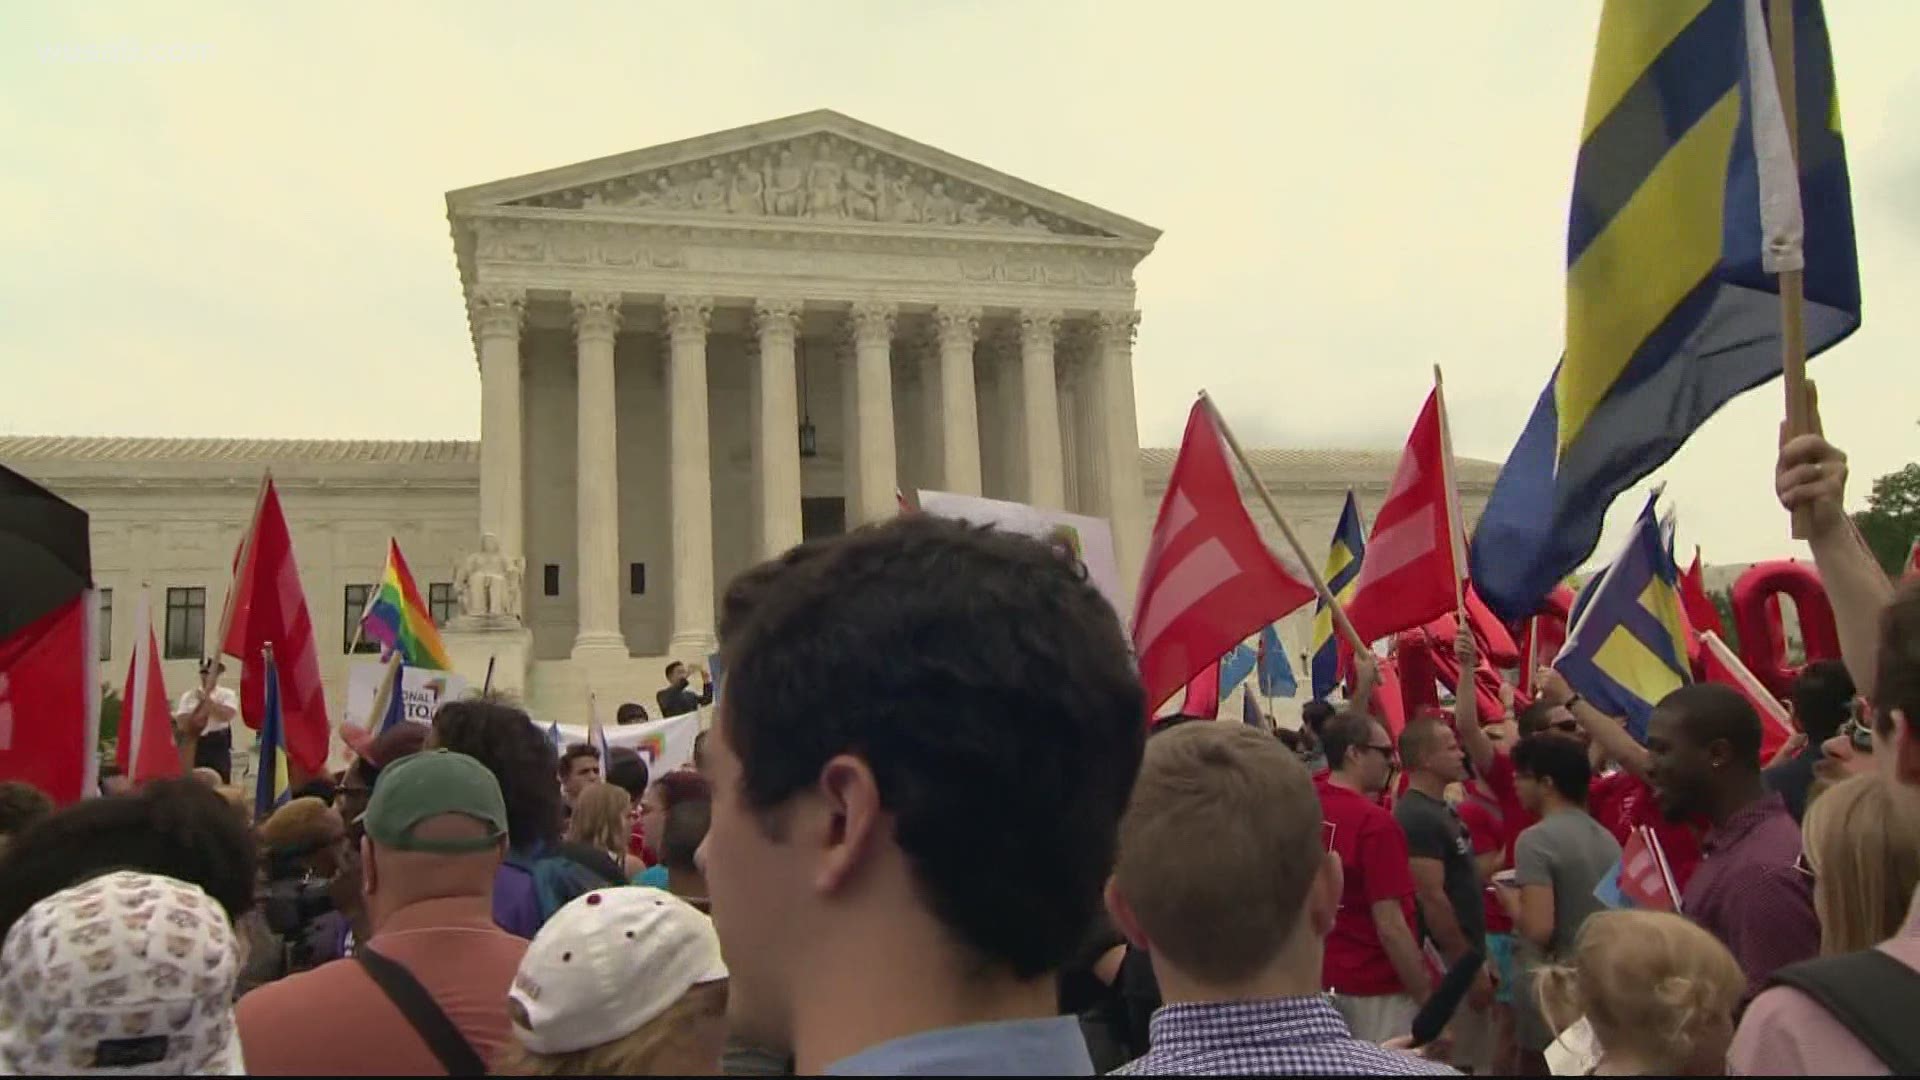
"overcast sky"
4,1,1914,567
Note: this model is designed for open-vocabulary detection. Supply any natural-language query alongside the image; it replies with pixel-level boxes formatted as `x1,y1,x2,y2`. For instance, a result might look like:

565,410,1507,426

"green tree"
1710,589,1739,651
1852,462,1920,577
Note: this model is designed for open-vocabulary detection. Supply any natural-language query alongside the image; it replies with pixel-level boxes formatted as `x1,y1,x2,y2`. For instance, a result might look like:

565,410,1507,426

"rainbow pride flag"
360,538,453,671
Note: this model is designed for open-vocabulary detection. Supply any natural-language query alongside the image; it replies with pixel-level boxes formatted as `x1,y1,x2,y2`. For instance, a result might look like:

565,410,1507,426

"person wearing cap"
235,750,530,1075
495,887,729,1075
0,870,246,1075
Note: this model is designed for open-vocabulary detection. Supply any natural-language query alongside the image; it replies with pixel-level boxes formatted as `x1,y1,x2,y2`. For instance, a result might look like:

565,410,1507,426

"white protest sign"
344,661,470,730
550,710,702,778
915,490,1126,622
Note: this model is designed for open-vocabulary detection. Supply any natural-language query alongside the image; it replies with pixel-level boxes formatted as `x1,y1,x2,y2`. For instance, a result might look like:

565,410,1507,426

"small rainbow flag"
360,538,453,671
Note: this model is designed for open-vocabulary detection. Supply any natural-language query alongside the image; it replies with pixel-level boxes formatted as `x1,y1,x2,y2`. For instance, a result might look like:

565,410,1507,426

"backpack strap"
356,945,487,1076
1767,949,1920,1074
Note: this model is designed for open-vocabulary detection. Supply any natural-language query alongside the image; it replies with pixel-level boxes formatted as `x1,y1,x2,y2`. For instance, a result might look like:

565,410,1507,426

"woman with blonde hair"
1801,773,1920,955
566,781,643,877
1731,772,1920,1074
497,888,729,1075
1535,910,1744,1075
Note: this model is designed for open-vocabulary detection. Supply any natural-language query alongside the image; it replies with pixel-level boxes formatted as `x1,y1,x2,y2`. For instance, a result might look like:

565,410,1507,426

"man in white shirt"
174,658,240,782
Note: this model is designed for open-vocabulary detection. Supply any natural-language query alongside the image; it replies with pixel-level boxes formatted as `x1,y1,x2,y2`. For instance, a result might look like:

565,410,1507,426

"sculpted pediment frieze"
504,133,1115,239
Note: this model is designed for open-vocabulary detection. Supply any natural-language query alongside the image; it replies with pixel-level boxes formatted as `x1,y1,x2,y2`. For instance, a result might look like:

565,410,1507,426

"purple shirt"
1682,792,1818,1002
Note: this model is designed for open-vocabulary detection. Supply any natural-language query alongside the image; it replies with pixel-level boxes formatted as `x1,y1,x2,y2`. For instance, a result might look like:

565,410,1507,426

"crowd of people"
0,421,1917,1076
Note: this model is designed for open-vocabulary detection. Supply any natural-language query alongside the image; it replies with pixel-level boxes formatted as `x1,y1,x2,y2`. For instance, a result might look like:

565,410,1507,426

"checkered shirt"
1112,995,1458,1076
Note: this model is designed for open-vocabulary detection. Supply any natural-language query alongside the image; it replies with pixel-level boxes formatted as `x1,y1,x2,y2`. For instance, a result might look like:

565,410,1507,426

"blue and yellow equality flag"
1554,493,1691,741
1310,491,1367,700
253,650,290,821
1471,0,1859,622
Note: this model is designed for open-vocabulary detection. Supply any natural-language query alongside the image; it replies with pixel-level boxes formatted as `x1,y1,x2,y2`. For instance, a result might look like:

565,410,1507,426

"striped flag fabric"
1311,492,1367,700
1472,0,1860,622
369,655,408,736
1554,493,1693,740
220,476,330,776
1131,401,1316,716
1596,825,1681,912
359,539,453,671
1343,389,1462,646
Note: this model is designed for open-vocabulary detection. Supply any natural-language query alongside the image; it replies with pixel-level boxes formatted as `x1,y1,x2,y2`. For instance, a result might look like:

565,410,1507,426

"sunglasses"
1548,719,1581,735
1839,718,1875,754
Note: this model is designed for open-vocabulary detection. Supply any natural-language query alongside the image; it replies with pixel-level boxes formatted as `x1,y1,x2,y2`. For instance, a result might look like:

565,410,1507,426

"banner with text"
915,490,1125,624
344,662,470,730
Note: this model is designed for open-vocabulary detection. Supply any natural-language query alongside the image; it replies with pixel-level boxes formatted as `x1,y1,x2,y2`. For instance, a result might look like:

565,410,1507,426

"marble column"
1095,310,1148,603
1019,308,1066,509
665,295,715,658
932,305,982,495
1062,324,1107,517
848,302,898,524
570,291,626,658
471,286,526,566
753,299,804,559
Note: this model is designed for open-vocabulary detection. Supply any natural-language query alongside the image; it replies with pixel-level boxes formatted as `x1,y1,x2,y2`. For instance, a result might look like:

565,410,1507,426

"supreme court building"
8,111,1497,732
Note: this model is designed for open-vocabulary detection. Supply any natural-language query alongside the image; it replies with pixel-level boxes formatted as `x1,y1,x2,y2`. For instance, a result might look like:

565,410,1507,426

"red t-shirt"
1459,751,1536,935
1592,770,1705,893
1318,776,1419,996
1455,796,1510,935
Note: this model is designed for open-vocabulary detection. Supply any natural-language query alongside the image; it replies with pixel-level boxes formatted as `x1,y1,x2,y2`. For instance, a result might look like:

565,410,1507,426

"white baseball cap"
508,887,727,1056
0,871,245,1075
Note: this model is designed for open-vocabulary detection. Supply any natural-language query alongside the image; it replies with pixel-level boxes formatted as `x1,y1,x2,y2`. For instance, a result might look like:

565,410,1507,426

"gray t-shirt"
1511,808,1622,1050
1394,789,1486,953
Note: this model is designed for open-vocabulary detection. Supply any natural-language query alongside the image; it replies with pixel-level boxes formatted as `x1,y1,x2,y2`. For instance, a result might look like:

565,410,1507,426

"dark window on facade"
543,564,561,597
163,587,206,660
343,585,380,654
802,497,846,541
629,563,646,595
98,588,113,662
428,582,456,626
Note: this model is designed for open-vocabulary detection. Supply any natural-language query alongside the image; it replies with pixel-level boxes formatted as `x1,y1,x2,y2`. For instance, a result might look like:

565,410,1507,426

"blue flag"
254,652,290,821
707,651,724,707
1311,492,1367,699
1554,493,1692,740
1218,642,1258,699
376,656,408,736
1257,624,1297,699
1471,0,1859,622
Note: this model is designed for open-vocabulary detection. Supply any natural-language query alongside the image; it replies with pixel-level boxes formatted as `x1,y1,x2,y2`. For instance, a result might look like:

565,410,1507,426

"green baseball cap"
362,750,509,854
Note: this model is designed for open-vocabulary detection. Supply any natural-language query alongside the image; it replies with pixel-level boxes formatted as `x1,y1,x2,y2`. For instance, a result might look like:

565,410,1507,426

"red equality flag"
1343,390,1461,645
220,476,330,777
1679,549,1724,639
1179,658,1221,718
1697,631,1796,761
117,588,180,785
1619,825,1680,913
1132,402,1315,715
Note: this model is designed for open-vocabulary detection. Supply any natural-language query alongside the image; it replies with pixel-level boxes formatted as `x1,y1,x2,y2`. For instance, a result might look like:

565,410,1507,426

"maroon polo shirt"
1681,791,1819,1004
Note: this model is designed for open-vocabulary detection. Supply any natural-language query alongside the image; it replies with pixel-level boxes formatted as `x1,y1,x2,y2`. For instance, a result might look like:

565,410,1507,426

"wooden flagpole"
1432,365,1470,620
1767,0,1815,539
1198,391,1369,657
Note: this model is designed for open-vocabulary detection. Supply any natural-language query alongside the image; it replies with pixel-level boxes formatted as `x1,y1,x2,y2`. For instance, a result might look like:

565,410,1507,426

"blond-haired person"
1536,910,1743,1075
566,782,643,878
1105,722,1453,1075
497,887,728,1075
1731,773,1920,1074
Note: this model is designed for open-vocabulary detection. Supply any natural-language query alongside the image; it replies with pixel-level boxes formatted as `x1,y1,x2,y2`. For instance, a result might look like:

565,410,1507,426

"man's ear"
1307,850,1342,939
359,836,378,898
1890,709,1920,787
1105,878,1151,953
813,754,884,895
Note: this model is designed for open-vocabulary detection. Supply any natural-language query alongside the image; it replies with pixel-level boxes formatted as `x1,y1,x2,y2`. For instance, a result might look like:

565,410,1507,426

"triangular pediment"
446,110,1158,244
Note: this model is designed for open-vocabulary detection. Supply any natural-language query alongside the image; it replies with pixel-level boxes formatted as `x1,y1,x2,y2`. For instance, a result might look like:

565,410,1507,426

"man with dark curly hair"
702,515,1145,1075
0,780,53,858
